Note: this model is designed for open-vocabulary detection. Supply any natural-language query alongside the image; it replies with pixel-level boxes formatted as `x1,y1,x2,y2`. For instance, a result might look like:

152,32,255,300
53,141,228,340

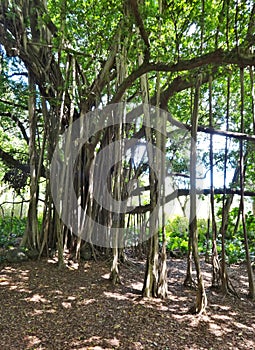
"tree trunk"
220,75,236,296
142,233,159,298
21,72,39,250
155,10,168,297
157,225,168,298
156,106,168,299
110,243,121,285
184,244,195,287
240,67,255,299
205,217,210,263
142,103,160,297
189,74,207,314
109,30,128,284
209,75,220,288
184,88,195,289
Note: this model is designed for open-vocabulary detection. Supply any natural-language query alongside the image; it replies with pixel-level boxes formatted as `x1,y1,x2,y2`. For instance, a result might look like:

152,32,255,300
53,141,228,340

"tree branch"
0,147,29,173
1,111,29,144
112,47,255,103
0,98,27,110
0,147,46,177
245,3,255,47
197,125,255,143
127,187,255,214
128,0,150,61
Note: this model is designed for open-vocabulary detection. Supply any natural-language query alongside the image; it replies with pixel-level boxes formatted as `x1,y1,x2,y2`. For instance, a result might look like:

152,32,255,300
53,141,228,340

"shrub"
0,216,26,248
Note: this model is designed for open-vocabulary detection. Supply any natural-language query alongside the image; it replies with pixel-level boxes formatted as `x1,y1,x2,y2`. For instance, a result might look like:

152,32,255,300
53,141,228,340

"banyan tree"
1,0,255,313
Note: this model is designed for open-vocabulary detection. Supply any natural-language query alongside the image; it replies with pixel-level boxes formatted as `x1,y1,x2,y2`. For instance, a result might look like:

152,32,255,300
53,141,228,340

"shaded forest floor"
0,256,254,350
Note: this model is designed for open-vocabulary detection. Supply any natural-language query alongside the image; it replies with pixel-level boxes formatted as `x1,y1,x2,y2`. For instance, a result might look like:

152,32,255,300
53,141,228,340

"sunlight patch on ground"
168,295,189,315
61,301,72,309
9,284,19,290
170,295,188,302
171,313,186,320
244,339,255,349
220,326,234,334
104,291,129,301
67,261,79,270
25,293,50,303
71,335,120,349
211,314,233,321
29,307,57,316
220,305,231,311
233,321,253,330
23,335,42,348
47,257,58,264
0,267,30,292
106,337,120,346
0,275,11,285
8,284,31,293
30,308,44,316
138,297,169,311
202,271,212,279
188,315,209,327
52,289,63,295
208,322,223,337
129,281,143,291
228,311,238,316
132,341,144,349
77,298,96,306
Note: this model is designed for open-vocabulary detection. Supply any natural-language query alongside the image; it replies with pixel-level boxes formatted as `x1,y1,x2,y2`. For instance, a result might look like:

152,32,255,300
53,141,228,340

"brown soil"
0,257,254,349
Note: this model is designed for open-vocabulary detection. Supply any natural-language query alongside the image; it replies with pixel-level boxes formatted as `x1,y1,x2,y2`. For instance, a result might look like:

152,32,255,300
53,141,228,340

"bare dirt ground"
0,256,254,350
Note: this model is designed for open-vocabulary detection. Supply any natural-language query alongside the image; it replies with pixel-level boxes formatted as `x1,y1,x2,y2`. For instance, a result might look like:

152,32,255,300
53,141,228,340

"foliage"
165,211,255,264
165,216,189,254
223,208,255,264
2,168,28,195
165,216,208,255
0,216,26,248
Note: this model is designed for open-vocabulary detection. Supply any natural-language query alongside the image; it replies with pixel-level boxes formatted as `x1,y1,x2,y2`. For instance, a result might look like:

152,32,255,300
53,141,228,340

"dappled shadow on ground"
0,258,254,349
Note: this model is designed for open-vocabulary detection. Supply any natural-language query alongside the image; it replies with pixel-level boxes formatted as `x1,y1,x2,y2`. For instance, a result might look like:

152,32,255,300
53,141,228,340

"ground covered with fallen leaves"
0,256,254,350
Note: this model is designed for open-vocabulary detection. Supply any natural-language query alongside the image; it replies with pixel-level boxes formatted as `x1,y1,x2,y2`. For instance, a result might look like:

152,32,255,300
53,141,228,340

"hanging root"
226,277,240,299
90,243,98,262
184,275,197,289
211,254,221,288
110,269,122,285
188,282,207,315
220,263,240,298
